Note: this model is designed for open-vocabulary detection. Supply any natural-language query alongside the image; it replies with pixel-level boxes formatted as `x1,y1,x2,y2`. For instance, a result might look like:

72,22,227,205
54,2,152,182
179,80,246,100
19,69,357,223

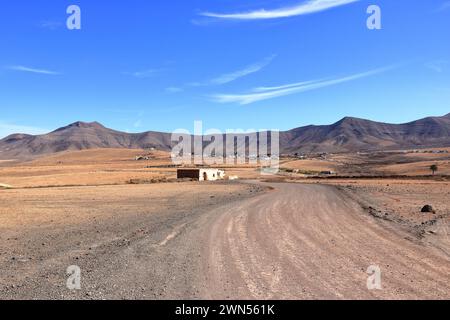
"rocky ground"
1,180,449,300
0,181,265,299
333,180,450,258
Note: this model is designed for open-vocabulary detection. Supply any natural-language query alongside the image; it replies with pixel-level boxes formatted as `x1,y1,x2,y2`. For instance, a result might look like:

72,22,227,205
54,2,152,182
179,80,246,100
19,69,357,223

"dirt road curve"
202,183,450,299
1,182,449,299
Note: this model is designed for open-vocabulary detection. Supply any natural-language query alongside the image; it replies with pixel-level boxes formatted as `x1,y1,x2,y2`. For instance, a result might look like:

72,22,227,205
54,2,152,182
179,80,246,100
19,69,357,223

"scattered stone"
421,205,435,213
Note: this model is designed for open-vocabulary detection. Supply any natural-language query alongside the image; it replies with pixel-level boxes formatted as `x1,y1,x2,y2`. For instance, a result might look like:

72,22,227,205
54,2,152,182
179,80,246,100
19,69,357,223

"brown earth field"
0,148,262,188
279,148,450,176
0,148,449,299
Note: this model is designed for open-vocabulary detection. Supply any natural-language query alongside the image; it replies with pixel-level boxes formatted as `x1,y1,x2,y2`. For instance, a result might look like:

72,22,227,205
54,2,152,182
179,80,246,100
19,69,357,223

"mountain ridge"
1,114,449,159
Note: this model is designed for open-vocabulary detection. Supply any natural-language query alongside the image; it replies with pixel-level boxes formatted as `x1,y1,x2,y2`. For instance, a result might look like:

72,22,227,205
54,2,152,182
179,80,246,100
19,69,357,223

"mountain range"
1,113,449,159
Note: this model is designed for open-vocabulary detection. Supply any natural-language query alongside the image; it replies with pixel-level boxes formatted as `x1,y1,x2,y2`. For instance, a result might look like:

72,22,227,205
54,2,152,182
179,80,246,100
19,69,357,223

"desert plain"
0,147,449,299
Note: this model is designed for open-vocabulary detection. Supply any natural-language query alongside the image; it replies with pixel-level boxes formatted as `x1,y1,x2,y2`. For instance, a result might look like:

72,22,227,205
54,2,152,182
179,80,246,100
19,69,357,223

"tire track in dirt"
202,182,450,299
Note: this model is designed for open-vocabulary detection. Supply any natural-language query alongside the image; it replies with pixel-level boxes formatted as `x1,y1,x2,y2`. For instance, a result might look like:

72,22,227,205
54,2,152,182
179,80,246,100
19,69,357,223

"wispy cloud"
436,1,450,12
39,20,63,30
124,69,161,78
165,87,184,93
210,66,394,105
425,60,448,73
6,65,61,75
133,119,143,128
200,0,359,20
211,54,276,85
251,79,327,92
167,55,276,93
189,54,276,87
0,122,48,139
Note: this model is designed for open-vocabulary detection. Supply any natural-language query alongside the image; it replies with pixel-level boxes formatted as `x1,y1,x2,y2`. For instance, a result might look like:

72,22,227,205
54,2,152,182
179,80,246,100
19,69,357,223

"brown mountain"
0,121,172,159
281,113,450,153
0,114,449,159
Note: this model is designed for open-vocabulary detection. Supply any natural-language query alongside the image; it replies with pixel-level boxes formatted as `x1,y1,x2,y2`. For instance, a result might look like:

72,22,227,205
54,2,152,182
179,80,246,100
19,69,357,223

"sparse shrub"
430,164,438,175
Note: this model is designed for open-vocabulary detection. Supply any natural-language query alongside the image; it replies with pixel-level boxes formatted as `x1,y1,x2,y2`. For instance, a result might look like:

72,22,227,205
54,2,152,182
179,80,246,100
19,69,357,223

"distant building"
177,168,225,181
135,155,150,161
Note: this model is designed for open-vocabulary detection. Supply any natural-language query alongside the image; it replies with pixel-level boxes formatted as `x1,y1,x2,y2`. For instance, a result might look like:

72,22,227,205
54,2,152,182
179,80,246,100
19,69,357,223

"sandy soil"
280,159,338,173
1,180,449,300
378,160,450,176
1,148,449,300
0,149,175,188
0,181,265,299
0,148,264,187
3,147,448,188
202,182,449,299
281,149,450,177
322,179,450,259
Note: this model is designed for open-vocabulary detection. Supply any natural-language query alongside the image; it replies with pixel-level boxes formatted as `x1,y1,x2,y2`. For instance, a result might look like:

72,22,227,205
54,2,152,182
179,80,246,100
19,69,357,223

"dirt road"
1,182,449,299
202,183,449,299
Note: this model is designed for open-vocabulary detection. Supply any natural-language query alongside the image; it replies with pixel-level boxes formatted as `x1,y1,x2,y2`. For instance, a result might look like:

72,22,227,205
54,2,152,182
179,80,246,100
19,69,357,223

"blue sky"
0,0,449,137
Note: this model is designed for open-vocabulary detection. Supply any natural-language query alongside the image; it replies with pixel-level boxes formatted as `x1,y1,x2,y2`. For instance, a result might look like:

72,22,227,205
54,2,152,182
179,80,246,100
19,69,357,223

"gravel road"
1,182,449,299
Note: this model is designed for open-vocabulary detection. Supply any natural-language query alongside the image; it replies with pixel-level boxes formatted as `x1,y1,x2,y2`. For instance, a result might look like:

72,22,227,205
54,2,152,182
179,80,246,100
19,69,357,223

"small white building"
177,168,225,181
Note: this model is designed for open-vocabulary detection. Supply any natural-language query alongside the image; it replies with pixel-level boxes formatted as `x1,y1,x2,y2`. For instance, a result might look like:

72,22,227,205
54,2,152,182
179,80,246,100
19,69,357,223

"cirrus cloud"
200,0,359,20
6,65,61,75
209,54,276,85
210,66,395,105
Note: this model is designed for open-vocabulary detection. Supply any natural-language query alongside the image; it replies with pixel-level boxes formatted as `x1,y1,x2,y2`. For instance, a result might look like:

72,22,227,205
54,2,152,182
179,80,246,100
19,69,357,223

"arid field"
0,148,449,299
